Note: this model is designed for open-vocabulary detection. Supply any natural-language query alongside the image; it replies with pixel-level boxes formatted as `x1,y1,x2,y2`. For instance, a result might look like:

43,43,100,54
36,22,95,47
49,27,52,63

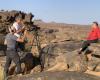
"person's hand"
22,26,25,29
21,26,25,32
24,30,27,36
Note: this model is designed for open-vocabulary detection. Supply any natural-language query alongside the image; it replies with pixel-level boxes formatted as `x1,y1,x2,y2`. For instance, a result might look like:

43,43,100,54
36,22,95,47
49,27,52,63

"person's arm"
16,29,27,43
12,34,25,43
97,28,100,39
17,36,25,43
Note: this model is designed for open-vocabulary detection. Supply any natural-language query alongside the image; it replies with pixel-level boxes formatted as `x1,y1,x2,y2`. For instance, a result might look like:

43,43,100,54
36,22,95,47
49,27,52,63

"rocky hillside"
0,11,100,80
0,10,34,34
34,20,90,41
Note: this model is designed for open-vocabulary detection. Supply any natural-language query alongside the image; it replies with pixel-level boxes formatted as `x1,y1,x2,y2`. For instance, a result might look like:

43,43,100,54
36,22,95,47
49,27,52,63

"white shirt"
12,22,23,38
13,22,22,31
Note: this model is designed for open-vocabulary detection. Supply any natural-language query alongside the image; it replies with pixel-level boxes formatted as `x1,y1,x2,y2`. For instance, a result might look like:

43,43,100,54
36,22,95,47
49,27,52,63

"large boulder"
40,41,88,72
87,44,100,72
9,71,100,80
0,52,40,77
0,10,34,34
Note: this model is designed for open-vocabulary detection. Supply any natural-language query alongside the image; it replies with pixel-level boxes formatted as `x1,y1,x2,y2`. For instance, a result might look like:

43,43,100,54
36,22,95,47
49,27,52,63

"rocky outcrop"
0,10,100,79
0,10,35,53
87,44,100,72
0,10,34,34
0,41,99,78
9,71,100,80
40,41,88,72
38,41,100,73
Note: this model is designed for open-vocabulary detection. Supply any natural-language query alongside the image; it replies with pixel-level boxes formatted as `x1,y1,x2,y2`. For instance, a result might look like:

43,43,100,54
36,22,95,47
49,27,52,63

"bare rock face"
9,71,100,80
0,10,99,79
39,41,100,73
87,44,100,72
0,52,40,76
40,41,88,72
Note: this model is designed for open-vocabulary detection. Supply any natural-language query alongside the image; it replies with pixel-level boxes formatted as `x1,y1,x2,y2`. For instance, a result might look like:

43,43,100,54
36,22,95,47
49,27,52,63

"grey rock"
9,71,100,80
40,41,88,72
0,10,34,34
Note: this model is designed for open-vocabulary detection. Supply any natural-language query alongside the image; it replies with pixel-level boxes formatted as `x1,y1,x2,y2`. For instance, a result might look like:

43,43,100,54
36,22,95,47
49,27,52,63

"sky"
0,0,100,24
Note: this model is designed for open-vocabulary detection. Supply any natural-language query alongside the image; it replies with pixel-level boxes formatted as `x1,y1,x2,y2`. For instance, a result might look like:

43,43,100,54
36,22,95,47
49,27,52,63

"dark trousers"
39,53,45,71
4,50,21,75
81,39,98,52
17,42,25,51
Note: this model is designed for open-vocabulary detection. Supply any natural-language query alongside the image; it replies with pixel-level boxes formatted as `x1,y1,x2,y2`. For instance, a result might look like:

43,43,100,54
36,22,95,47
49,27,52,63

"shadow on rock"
9,52,41,75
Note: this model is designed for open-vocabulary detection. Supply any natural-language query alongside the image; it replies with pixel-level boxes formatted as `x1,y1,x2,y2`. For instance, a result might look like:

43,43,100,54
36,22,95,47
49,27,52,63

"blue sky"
0,0,100,24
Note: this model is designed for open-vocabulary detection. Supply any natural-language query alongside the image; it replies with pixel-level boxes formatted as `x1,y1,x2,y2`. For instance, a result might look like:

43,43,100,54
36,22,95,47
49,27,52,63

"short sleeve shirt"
13,22,22,31
5,33,18,50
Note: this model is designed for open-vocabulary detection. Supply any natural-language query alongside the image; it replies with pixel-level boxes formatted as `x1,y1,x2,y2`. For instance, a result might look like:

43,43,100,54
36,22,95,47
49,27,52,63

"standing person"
78,22,100,54
12,17,25,38
4,27,25,78
12,17,25,51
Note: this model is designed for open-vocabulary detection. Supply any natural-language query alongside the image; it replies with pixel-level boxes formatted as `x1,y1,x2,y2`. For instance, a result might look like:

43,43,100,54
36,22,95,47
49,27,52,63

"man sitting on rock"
78,22,100,55
4,27,26,78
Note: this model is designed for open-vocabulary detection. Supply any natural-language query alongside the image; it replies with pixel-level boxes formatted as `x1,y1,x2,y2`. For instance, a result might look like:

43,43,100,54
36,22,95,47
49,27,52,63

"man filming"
4,26,26,78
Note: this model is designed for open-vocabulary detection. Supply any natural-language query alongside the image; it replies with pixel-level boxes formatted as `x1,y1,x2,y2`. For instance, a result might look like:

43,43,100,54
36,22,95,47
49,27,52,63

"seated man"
4,27,26,78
